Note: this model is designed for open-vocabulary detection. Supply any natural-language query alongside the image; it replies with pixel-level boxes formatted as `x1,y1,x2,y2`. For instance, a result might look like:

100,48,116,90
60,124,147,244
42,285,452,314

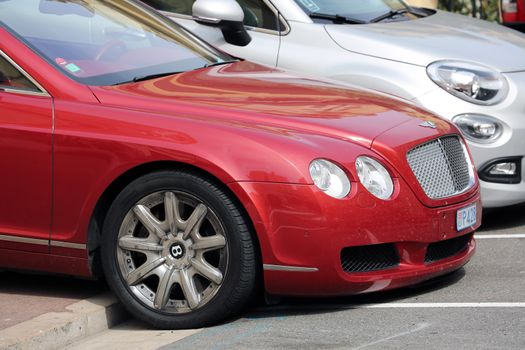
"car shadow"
0,271,108,330
1,266,466,330
240,268,466,320
479,203,525,232
0,270,106,298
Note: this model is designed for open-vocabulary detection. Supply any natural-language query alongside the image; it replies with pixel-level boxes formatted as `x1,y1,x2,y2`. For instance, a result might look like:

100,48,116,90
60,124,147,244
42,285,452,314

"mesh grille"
341,244,399,273
407,136,473,199
425,234,472,264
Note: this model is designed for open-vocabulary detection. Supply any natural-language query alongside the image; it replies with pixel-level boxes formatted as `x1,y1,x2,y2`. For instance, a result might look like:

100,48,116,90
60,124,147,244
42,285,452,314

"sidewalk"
0,272,128,350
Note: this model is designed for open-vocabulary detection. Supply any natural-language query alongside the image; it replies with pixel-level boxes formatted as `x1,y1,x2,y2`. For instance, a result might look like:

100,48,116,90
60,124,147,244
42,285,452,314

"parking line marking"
357,302,525,308
261,302,525,313
475,234,525,239
351,323,430,350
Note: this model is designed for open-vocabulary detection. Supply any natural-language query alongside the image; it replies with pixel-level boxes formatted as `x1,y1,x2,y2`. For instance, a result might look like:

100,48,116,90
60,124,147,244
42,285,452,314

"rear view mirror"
192,0,252,47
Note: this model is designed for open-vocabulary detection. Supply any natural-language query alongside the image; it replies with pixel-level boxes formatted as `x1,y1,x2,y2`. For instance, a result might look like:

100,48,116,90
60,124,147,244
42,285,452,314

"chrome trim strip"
50,241,87,250
0,234,87,250
263,264,318,272
0,50,50,97
0,87,49,97
0,234,48,246
192,15,221,24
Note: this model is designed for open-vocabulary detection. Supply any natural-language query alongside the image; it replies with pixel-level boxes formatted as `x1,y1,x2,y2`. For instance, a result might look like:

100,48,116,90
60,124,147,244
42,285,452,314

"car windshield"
294,0,410,22
0,0,233,86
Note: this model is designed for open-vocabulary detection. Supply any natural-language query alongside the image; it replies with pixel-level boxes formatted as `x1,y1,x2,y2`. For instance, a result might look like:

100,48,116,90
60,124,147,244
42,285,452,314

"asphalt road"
159,242,525,350
157,203,525,350
65,202,525,350
5,203,525,349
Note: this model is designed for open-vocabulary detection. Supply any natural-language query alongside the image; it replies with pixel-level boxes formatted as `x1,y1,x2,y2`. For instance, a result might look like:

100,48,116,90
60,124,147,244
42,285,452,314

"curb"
0,293,128,350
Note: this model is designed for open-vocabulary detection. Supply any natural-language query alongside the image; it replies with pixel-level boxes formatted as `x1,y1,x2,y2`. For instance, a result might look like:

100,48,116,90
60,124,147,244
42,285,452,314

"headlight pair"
309,157,394,200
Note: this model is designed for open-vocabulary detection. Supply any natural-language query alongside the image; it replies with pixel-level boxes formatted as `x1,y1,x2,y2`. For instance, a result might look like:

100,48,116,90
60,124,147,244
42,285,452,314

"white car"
143,0,525,208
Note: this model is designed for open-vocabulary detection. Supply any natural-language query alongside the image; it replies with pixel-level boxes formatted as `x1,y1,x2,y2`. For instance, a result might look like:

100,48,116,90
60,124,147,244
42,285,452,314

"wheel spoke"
154,267,177,310
183,204,207,240
119,236,163,253
180,268,201,309
192,235,226,251
191,258,223,285
164,192,184,233
126,257,166,286
133,205,166,239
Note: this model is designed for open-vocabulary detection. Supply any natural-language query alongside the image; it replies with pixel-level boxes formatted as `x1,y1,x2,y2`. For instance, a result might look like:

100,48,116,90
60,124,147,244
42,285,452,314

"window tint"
143,0,279,30
0,55,39,92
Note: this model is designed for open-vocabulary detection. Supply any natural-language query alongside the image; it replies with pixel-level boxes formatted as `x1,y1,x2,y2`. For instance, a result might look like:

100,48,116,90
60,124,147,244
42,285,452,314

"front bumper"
229,178,480,297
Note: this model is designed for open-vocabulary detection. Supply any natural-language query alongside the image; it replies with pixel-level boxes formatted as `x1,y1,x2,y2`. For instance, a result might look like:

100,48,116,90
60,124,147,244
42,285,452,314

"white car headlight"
355,157,394,200
452,114,503,143
427,60,508,105
309,159,351,199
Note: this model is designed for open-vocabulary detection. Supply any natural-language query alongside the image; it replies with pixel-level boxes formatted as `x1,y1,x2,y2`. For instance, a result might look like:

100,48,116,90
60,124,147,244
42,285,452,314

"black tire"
101,170,257,329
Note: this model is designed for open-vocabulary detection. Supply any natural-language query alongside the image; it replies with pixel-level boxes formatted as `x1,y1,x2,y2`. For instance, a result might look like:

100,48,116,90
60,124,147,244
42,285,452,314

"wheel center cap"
169,243,186,259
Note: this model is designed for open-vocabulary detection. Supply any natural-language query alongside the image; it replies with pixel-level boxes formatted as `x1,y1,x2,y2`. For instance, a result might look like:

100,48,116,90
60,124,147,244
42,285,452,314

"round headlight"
355,157,394,200
309,159,351,199
452,114,503,143
427,60,508,105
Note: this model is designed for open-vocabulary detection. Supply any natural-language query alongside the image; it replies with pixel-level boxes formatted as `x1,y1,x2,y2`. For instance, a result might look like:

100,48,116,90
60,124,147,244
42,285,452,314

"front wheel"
101,170,257,329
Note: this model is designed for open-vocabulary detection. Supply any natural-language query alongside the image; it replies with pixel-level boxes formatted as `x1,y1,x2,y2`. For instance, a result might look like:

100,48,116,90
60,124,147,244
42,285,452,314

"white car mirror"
192,0,252,46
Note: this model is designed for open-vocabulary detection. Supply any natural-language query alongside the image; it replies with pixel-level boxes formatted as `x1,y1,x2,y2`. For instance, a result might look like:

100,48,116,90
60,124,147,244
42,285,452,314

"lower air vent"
425,234,472,264
341,244,400,273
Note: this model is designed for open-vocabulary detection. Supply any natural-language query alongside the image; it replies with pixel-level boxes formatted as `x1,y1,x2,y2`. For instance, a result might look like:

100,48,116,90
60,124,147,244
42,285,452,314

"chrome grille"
407,136,473,199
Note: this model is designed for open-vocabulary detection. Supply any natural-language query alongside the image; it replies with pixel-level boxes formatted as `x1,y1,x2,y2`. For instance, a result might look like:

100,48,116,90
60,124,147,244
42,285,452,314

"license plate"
456,204,477,231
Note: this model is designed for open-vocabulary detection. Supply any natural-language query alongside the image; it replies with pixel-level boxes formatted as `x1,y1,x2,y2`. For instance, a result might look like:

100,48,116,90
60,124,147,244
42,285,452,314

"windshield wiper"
309,12,367,25
203,59,239,68
114,60,239,85
112,71,184,85
370,7,428,23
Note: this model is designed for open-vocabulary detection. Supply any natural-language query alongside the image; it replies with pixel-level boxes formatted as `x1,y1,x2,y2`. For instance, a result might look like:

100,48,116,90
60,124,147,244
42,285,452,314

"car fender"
50,99,371,256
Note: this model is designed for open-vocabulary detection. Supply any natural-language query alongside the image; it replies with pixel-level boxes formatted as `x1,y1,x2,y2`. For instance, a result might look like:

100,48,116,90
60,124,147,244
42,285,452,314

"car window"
0,54,39,92
143,0,280,30
0,0,232,86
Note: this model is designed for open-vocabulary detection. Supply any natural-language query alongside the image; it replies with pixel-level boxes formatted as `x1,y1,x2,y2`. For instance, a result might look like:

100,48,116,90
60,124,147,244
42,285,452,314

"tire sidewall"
101,170,255,329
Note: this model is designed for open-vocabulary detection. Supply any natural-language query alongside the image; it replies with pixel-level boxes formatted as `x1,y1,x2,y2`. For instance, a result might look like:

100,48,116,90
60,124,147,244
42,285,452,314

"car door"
144,0,284,66
0,51,52,253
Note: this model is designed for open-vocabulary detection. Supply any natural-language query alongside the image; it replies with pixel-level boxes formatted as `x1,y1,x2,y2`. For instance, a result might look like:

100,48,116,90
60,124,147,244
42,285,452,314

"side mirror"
192,0,252,47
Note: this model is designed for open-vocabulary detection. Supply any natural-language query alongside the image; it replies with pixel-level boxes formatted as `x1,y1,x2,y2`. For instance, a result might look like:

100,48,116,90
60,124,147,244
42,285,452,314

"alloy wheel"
116,190,228,314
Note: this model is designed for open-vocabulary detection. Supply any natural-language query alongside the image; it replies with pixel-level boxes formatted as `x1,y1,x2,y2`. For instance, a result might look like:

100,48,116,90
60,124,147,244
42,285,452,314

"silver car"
144,0,525,208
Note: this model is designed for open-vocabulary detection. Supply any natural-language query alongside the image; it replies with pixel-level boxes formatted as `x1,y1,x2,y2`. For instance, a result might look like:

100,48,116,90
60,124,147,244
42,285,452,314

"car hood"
91,61,448,149
325,11,525,72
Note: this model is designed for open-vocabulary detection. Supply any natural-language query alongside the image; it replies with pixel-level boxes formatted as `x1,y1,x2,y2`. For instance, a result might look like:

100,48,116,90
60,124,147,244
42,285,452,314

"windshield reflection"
0,0,232,86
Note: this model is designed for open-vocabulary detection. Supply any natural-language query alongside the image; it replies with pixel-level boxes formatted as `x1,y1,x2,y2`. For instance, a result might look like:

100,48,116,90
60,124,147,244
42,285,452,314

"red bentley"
0,0,480,329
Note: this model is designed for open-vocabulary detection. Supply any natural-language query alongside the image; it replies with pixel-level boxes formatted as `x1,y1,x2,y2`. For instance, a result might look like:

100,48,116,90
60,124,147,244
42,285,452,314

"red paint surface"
502,1,525,23
0,26,480,296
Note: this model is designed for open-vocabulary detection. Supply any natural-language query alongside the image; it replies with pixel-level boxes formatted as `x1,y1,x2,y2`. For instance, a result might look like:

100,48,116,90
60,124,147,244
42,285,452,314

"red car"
501,0,525,32
0,0,480,329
